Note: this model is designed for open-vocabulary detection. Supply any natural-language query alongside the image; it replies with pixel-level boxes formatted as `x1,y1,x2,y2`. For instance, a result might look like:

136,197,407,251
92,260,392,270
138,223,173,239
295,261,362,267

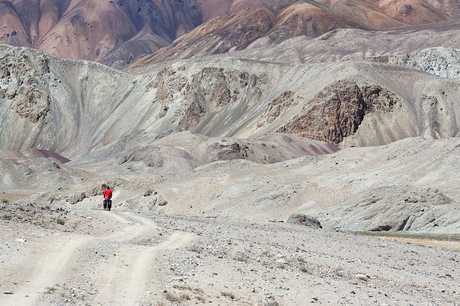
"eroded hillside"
1,45,460,157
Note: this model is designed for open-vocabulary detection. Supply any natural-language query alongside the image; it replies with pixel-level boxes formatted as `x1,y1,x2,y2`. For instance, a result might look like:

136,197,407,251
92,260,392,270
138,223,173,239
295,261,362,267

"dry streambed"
0,204,459,305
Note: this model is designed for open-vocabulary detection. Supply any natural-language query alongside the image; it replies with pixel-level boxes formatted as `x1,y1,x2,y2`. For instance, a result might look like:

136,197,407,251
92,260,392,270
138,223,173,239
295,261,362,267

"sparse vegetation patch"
300,266,309,273
164,292,190,302
173,284,193,291
45,287,56,294
221,291,235,299
186,245,202,253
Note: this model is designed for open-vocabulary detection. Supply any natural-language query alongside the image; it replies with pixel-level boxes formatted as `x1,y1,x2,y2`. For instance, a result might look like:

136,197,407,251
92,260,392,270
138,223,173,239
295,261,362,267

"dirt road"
1,211,195,306
1,206,460,305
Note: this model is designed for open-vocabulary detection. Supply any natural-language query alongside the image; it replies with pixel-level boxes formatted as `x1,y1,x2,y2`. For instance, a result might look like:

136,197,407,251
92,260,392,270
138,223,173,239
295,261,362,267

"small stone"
3,291,13,294
336,270,346,277
355,274,369,281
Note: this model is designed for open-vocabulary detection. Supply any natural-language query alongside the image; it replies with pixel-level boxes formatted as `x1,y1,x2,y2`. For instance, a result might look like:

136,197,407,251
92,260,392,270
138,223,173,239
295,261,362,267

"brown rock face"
379,0,448,24
265,2,362,43
128,6,277,68
277,81,405,146
277,81,366,145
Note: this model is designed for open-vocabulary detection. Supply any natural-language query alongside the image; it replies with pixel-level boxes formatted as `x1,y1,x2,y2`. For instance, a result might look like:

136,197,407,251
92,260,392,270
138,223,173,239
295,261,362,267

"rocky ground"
1,202,459,306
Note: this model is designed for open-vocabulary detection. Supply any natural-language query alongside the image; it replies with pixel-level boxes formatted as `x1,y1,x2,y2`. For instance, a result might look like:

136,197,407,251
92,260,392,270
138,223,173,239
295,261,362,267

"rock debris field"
0,203,459,306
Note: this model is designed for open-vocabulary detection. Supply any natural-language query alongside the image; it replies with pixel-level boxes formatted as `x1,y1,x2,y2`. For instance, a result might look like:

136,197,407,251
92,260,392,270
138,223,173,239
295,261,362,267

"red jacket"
103,189,112,199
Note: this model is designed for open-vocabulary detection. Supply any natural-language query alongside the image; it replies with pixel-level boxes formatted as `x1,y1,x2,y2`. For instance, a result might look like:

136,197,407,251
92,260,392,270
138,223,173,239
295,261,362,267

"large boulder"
287,213,322,229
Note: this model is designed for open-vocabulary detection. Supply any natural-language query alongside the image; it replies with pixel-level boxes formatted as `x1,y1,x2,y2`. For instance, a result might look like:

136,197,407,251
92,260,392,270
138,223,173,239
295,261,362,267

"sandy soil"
1,203,459,306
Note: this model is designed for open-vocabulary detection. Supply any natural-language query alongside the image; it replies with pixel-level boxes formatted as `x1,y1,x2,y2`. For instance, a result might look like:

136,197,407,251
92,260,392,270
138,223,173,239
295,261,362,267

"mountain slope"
1,45,460,161
0,0,274,65
0,0,458,67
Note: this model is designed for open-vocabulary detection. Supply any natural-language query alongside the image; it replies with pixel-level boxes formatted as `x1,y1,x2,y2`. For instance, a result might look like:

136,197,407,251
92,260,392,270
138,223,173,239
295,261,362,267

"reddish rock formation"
277,81,405,146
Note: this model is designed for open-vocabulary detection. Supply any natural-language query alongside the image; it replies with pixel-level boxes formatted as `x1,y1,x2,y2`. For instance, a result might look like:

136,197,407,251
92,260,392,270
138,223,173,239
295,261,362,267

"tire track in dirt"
2,235,95,306
1,211,194,306
89,212,195,305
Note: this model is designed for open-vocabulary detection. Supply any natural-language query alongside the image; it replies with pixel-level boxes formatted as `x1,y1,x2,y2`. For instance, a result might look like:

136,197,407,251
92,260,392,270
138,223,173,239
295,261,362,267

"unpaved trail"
3,235,95,306
92,213,195,305
2,208,460,305
1,211,195,306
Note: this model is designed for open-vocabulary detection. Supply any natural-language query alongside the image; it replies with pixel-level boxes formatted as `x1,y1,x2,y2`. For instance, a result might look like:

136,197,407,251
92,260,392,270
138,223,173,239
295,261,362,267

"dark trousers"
103,198,112,210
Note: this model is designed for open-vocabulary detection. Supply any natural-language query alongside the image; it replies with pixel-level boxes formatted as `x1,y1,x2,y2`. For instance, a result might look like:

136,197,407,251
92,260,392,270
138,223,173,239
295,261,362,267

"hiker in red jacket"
103,186,113,211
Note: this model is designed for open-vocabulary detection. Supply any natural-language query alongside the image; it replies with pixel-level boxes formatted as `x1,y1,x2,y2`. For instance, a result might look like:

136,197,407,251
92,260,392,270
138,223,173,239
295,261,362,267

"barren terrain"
1,0,460,305
1,203,459,306
1,134,460,305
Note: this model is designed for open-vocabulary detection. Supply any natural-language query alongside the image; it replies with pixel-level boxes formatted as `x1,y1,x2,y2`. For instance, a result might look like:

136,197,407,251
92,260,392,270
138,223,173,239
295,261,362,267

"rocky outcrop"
123,191,168,212
148,66,267,133
67,192,87,205
277,81,405,146
14,86,52,123
278,81,365,145
319,186,454,232
287,213,322,229
0,52,52,124
180,94,207,130
368,47,460,78
207,140,250,161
